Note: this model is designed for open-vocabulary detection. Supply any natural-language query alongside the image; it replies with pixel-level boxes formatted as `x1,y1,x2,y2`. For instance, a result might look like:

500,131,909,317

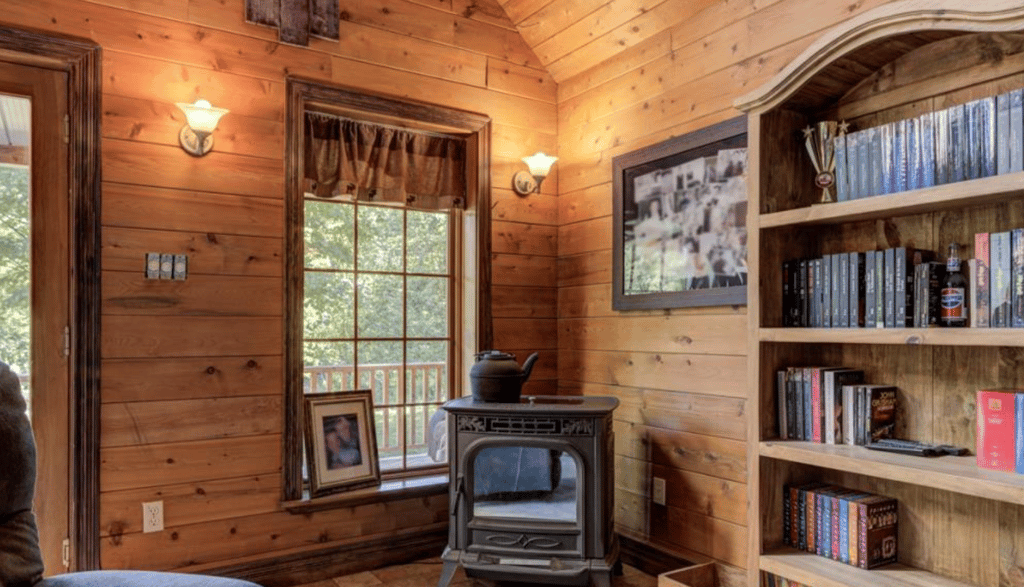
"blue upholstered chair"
0,361,261,587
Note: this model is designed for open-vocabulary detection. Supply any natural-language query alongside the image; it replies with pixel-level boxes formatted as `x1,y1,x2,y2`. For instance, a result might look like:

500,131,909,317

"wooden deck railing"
305,362,447,459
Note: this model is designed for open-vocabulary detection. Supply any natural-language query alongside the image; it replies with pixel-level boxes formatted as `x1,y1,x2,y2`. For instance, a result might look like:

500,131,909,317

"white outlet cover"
652,477,666,506
142,500,164,533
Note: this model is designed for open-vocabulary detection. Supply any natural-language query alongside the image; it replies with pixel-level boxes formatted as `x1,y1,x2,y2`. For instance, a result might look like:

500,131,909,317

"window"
284,79,491,501
303,198,454,472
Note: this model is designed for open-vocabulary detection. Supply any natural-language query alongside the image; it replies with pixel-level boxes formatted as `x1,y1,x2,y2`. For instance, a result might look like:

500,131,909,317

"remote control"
866,438,969,457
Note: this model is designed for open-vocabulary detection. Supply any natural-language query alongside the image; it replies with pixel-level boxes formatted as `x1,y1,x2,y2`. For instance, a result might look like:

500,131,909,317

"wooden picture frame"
612,116,748,310
304,390,380,496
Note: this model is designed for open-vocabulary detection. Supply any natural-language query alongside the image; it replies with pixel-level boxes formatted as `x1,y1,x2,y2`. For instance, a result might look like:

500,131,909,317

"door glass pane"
0,94,31,411
473,448,578,522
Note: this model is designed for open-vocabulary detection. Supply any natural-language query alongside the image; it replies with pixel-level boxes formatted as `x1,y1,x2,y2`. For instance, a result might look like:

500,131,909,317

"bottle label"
947,258,960,271
941,287,965,319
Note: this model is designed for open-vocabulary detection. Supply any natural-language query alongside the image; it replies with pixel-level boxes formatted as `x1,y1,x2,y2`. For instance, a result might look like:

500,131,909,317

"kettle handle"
521,352,539,382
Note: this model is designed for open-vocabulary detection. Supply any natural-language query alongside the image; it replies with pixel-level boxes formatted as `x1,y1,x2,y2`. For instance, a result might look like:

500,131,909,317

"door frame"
0,25,101,570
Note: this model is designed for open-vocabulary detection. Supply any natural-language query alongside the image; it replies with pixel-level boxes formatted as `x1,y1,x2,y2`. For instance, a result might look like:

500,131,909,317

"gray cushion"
0,361,44,587
40,571,261,587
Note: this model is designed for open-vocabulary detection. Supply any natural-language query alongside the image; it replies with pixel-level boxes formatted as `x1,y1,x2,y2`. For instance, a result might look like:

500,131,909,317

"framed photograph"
304,390,380,496
612,116,748,310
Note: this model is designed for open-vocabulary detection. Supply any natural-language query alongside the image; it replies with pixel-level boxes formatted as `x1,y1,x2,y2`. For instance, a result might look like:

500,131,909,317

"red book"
976,389,1020,472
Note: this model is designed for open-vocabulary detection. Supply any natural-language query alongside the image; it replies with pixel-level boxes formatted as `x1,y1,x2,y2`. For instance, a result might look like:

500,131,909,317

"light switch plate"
173,254,188,280
145,253,161,279
652,477,666,506
159,254,174,280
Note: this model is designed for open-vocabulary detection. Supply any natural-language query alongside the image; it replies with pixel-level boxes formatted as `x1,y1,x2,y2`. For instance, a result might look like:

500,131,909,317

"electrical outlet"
652,477,666,506
142,500,164,533
172,254,188,280
145,253,161,279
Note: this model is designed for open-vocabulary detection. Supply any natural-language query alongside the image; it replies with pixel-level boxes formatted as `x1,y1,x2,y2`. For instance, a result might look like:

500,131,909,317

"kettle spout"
521,352,539,383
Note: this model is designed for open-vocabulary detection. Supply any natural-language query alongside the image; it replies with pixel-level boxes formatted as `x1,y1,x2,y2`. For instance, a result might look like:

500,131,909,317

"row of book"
761,573,808,587
974,230,1024,328
976,389,1024,473
781,247,935,328
776,367,896,444
782,483,898,569
835,89,1024,202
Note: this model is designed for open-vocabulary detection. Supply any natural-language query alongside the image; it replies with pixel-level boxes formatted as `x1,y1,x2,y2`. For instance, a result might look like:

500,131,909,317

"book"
865,250,877,328
880,122,895,194
998,91,1012,175
1017,394,1024,474
976,389,1019,472
992,231,1012,327
949,103,967,183
850,252,865,327
1011,89,1024,173
842,384,859,445
835,133,850,202
934,108,950,185
979,97,997,178
842,492,872,565
893,119,907,192
871,124,885,196
884,248,895,328
968,258,979,327
777,369,788,440
857,126,871,198
975,233,991,328
847,130,862,199
825,369,863,444
863,385,897,443
895,248,934,327
965,99,980,180
830,254,841,328
1012,228,1024,327
811,257,821,328
906,114,922,190
839,252,850,327
787,367,800,440
853,385,866,445
917,261,945,327
857,495,898,569
802,367,813,441
874,250,885,328
920,111,935,188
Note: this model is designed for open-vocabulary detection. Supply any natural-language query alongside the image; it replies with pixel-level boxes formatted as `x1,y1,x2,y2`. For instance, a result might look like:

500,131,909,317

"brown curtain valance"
304,112,466,210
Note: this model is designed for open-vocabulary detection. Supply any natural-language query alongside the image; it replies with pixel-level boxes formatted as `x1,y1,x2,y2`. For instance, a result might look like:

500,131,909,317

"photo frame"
304,389,380,496
612,116,748,310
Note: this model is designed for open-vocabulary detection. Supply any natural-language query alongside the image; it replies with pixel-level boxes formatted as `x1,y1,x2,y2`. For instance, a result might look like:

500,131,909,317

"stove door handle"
451,474,465,516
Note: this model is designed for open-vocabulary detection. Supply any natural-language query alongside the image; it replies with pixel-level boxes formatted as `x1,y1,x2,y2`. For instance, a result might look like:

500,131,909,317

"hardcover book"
811,257,821,328
835,133,850,202
976,389,1019,472
884,248,895,328
895,248,934,327
857,495,898,569
991,231,1012,327
998,91,1012,175
1017,394,1024,474
850,252,865,328
934,109,950,185
831,254,842,329
825,369,863,444
979,97,997,177
920,111,936,187
857,126,871,198
917,261,945,327
777,369,788,440
865,250,877,328
880,122,895,194
949,103,967,183
975,233,990,328
841,384,860,446
1011,228,1024,327
1011,89,1024,173
906,115,922,190
839,252,850,327
874,251,885,328
847,130,862,199
893,119,907,193
871,124,885,196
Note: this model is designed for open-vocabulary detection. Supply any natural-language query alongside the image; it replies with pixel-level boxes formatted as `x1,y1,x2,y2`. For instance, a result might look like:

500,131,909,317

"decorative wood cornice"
735,0,1024,114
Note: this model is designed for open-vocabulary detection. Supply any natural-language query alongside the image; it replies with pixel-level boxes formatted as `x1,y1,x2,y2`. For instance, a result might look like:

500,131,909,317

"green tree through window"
0,164,31,406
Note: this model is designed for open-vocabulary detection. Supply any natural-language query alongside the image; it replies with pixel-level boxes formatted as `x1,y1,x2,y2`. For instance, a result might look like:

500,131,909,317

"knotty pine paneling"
0,0,558,573
553,0,914,575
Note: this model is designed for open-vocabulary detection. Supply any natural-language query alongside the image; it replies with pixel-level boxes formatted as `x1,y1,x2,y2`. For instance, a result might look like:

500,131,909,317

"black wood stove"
436,395,619,587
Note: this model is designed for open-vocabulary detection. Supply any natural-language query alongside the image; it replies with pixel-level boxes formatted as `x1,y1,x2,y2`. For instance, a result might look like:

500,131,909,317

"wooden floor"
293,558,658,587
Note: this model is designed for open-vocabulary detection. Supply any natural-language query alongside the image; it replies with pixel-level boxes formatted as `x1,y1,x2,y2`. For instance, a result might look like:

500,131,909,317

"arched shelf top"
734,0,1024,114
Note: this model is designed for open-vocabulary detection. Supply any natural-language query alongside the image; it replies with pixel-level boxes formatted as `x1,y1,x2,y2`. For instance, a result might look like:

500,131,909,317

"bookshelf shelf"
758,328,1024,347
760,171,1024,229
760,442,1024,505
760,548,979,587
737,6,1024,587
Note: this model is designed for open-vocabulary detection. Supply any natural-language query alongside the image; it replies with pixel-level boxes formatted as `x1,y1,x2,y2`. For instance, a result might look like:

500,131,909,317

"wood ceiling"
495,0,711,83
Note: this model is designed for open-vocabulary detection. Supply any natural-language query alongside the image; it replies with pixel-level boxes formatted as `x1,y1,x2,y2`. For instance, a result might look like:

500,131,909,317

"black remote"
867,439,940,456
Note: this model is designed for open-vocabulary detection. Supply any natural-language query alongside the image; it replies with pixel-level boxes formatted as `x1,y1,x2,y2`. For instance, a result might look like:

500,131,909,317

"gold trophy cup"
802,121,846,204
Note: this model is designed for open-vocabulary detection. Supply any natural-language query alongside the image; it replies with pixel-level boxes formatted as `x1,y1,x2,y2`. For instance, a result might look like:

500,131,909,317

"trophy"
802,120,846,204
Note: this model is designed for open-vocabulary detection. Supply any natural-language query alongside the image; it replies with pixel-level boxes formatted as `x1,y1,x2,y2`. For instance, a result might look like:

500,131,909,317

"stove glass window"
472,447,578,522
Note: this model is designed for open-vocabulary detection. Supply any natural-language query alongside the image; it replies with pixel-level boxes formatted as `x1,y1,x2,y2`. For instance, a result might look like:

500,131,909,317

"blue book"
906,115,922,190
965,99,981,180
1011,89,1024,173
934,109,950,185
1016,393,1024,474
1012,228,1024,328
949,103,967,183
840,252,850,327
998,92,1012,175
893,120,908,192
847,130,862,199
835,134,850,202
857,127,871,198
920,111,935,187
880,123,895,194
979,97,997,178
870,126,884,197
865,250,877,328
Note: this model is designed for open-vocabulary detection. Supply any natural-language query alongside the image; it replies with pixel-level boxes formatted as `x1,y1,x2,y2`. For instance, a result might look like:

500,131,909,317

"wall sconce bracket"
512,171,538,196
179,126,214,157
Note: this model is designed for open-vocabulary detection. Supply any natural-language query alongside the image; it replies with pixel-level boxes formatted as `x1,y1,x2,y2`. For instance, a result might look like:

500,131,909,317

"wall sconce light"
175,99,229,157
512,152,558,196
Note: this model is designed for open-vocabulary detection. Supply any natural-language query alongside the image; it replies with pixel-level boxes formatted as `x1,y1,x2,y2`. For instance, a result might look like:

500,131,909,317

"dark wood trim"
0,25,102,571
618,534,696,578
207,526,449,587
282,474,447,513
283,77,492,502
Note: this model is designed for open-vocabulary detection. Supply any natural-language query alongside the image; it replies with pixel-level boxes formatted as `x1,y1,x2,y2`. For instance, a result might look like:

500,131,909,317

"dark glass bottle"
940,242,967,327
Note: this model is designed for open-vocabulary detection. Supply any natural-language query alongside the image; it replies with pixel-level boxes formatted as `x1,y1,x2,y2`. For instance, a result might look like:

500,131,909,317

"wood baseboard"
619,533,696,577
204,526,449,587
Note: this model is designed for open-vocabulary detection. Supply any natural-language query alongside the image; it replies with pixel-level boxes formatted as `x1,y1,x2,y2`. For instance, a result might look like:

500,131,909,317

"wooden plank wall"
542,0,911,580
0,0,557,573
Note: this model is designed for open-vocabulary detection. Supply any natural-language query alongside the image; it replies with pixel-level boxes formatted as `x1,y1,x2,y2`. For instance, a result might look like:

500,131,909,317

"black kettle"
469,350,539,403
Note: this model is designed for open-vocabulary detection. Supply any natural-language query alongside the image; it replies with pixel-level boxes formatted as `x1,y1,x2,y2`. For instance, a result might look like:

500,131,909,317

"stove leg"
436,560,459,587
591,570,612,587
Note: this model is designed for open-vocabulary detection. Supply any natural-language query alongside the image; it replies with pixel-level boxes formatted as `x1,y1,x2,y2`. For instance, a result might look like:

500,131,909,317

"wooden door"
0,59,71,575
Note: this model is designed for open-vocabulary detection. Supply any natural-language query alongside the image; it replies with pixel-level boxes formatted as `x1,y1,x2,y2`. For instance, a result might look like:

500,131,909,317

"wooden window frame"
284,78,492,503
0,26,102,569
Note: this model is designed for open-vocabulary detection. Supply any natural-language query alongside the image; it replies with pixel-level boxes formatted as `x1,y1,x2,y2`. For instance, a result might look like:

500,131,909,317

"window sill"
282,473,449,513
